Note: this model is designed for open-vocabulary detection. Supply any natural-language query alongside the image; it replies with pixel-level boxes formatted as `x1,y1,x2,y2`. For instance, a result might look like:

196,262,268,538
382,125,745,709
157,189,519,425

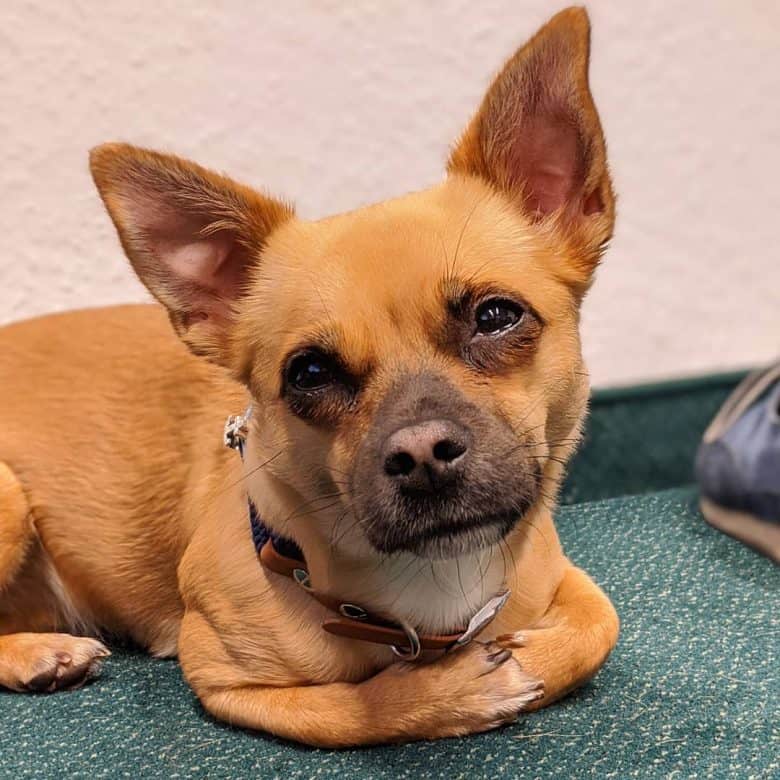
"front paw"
385,640,544,740
1,633,110,693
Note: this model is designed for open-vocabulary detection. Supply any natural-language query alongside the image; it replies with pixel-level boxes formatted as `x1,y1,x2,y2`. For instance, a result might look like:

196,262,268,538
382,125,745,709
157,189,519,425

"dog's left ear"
90,143,293,364
448,7,615,281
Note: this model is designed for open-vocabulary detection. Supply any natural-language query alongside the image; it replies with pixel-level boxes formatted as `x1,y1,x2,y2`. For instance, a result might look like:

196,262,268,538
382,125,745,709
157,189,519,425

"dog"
0,7,618,746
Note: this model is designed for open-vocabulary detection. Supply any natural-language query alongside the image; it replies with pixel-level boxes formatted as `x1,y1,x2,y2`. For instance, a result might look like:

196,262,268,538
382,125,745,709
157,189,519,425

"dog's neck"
302,536,509,636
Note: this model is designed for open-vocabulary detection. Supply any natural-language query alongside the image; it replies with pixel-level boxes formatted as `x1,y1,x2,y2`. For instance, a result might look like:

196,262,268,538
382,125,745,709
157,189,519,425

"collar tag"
452,590,511,649
224,405,253,457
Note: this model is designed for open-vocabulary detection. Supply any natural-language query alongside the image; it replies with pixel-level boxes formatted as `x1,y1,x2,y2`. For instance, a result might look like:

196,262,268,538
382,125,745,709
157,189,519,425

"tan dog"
0,7,618,746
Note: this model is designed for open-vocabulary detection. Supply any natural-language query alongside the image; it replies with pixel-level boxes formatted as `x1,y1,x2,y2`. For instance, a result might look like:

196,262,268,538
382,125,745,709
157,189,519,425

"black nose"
383,419,469,493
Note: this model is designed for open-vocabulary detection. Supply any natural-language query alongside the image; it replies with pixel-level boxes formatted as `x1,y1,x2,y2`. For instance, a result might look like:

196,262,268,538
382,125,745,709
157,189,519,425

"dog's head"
91,8,614,560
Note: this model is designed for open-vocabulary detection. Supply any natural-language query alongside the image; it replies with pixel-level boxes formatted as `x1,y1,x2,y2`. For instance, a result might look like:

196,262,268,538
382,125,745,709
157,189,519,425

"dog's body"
0,8,619,746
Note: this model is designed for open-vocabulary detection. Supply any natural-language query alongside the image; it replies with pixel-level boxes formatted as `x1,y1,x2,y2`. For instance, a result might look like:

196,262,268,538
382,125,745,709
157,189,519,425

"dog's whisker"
450,197,484,278
376,557,428,611
219,449,286,495
326,465,352,479
273,490,352,537
454,557,475,616
500,535,519,588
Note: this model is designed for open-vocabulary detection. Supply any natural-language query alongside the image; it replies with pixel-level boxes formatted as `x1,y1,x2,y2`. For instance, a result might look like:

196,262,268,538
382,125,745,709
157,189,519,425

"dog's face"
91,8,614,561
234,180,593,559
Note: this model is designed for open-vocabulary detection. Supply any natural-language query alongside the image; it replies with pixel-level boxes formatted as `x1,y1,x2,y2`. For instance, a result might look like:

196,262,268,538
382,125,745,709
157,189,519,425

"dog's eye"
475,299,525,335
287,351,337,391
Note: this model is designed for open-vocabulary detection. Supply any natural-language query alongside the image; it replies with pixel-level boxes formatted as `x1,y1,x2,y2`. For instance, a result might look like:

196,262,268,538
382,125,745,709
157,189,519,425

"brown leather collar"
259,539,463,652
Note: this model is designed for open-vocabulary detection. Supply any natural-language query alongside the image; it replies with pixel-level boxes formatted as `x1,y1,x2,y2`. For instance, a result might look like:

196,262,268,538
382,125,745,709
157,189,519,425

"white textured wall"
1,1,778,386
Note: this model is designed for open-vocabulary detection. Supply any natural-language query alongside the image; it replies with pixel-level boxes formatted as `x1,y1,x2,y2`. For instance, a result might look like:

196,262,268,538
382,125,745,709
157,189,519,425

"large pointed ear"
90,143,293,363
448,7,615,277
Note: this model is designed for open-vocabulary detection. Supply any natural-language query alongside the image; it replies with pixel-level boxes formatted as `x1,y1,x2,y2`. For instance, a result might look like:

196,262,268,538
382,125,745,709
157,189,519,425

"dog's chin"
368,510,521,560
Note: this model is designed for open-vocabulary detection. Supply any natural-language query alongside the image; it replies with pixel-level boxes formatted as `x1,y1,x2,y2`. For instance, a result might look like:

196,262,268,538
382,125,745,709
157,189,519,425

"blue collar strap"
248,498,304,562
225,407,304,562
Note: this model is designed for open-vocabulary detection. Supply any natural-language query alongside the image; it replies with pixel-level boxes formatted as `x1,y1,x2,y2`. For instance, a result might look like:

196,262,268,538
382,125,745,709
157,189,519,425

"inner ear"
143,209,247,311
155,230,245,329
506,113,586,217
159,231,238,294
119,190,254,329
91,142,294,364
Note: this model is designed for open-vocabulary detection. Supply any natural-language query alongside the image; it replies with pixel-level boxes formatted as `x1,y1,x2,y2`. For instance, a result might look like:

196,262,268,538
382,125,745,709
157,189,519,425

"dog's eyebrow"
439,277,475,318
284,325,372,380
295,326,343,355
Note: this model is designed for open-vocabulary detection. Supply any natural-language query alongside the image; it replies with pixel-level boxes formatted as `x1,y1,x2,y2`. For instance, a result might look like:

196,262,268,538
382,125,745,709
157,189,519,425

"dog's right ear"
90,143,293,364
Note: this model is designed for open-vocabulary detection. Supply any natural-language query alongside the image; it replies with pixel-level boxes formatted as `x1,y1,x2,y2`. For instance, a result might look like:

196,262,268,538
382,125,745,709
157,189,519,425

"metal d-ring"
339,603,369,620
292,568,313,590
391,621,422,661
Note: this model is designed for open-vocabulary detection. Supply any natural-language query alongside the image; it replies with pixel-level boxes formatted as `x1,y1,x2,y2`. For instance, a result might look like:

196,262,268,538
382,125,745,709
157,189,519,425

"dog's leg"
0,461,33,593
496,564,619,707
180,610,544,747
0,461,111,692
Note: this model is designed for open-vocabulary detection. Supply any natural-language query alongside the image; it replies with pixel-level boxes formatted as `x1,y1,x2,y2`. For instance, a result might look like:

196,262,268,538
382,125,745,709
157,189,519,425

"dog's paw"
0,633,110,693
389,640,543,739
451,639,544,715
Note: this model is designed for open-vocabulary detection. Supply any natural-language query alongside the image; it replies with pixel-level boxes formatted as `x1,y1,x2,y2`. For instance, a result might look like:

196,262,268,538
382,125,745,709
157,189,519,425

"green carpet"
1,487,776,779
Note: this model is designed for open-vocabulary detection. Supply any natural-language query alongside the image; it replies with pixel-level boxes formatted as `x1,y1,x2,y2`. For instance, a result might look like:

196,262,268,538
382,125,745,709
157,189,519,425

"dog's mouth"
367,505,527,560
357,456,543,560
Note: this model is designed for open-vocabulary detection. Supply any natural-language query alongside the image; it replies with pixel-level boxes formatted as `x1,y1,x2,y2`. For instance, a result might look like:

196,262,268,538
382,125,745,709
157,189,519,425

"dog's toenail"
84,662,103,681
55,651,72,665
488,648,512,664
27,672,55,691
